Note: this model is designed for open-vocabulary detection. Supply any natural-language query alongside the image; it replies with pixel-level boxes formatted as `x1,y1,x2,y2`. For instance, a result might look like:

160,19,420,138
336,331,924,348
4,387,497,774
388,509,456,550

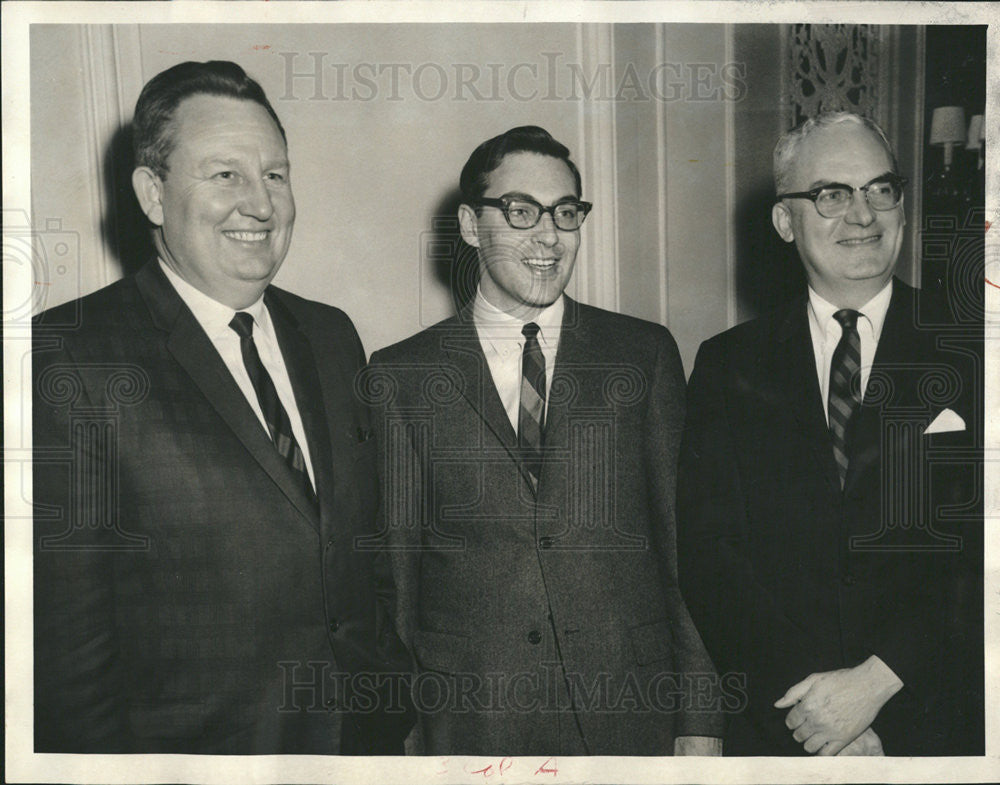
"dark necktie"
229,312,316,506
518,322,546,493
828,309,862,487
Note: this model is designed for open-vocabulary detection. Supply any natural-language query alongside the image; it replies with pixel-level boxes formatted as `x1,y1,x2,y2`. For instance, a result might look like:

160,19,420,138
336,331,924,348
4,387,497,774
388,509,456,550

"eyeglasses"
474,195,592,231
776,173,907,219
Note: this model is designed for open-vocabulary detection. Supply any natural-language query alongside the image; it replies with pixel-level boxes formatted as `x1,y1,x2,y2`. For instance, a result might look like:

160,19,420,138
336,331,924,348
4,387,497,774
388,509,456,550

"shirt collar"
472,287,564,352
158,258,268,338
807,279,893,341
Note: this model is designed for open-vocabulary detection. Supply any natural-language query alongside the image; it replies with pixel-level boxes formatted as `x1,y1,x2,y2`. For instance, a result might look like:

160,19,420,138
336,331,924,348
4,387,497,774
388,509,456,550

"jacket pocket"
412,629,474,675
629,619,673,666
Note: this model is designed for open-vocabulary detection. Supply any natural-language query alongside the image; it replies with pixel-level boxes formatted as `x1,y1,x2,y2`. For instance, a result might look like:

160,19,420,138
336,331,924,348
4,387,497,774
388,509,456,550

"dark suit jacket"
677,279,983,756
365,297,723,755
33,260,412,754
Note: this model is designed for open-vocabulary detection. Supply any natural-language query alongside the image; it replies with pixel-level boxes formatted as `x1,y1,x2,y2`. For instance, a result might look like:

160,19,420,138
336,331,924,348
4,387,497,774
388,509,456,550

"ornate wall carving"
785,24,885,129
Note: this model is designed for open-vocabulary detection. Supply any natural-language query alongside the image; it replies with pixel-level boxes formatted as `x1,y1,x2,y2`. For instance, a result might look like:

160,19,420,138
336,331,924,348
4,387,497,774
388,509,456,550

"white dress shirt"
472,289,564,434
807,281,893,424
159,260,315,488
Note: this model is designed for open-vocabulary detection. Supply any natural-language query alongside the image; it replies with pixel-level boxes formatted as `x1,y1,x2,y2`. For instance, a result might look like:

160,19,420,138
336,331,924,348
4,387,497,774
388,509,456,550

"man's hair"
132,60,286,179
459,125,582,204
773,112,898,194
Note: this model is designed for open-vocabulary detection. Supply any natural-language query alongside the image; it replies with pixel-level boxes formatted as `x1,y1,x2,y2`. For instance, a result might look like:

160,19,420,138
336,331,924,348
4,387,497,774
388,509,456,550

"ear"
899,194,906,227
771,201,795,243
132,167,165,227
457,203,481,248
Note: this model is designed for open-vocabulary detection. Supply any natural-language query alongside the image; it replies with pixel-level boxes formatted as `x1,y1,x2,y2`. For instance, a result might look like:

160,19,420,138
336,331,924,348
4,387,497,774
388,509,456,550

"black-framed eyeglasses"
777,173,907,219
474,194,593,231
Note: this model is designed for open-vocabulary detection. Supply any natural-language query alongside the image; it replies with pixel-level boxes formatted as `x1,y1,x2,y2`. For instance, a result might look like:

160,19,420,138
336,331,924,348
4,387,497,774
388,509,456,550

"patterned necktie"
229,312,316,506
828,309,862,487
518,322,546,493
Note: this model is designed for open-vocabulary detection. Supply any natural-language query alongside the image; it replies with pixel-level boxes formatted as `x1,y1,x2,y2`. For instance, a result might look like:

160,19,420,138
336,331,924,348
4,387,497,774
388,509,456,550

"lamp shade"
930,106,966,145
967,114,984,149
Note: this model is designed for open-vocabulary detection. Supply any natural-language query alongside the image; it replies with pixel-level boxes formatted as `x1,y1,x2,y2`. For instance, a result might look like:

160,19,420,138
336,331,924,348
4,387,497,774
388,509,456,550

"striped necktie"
828,309,862,487
518,321,546,493
230,312,317,506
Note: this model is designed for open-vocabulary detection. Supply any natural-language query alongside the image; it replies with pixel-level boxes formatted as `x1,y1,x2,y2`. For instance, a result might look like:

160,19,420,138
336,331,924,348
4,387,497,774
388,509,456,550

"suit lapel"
522,297,597,495
440,313,517,447
439,312,542,490
543,297,584,441
135,262,321,529
266,290,333,526
843,280,917,495
772,296,842,492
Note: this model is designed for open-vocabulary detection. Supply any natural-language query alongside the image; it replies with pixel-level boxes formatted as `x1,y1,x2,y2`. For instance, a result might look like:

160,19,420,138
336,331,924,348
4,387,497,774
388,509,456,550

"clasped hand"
774,656,901,755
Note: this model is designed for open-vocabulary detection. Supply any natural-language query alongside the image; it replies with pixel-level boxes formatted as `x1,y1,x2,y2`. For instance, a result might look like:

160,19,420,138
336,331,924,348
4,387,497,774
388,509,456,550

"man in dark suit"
677,112,982,756
364,126,723,755
33,60,411,754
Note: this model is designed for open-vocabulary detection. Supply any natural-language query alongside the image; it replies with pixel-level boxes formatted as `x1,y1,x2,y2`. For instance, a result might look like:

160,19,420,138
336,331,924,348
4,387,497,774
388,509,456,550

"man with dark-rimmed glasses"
365,125,724,755
678,112,982,756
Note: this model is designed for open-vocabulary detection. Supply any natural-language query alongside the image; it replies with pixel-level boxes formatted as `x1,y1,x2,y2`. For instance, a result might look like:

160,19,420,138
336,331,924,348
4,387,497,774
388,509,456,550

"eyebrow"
204,156,242,166
202,156,290,169
499,190,579,203
806,171,896,190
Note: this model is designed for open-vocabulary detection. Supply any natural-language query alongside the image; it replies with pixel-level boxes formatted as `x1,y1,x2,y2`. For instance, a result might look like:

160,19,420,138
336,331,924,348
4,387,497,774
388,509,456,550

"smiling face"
772,123,904,308
458,151,581,319
132,94,295,309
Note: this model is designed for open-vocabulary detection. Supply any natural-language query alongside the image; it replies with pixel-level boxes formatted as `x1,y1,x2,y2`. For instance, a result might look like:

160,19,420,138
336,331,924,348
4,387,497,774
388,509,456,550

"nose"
238,178,275,221
843,188,876,226
533,210,559,245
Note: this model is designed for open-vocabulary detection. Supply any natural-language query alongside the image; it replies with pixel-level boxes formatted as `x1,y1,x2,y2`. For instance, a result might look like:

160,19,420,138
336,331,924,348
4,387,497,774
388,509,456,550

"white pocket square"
924,408,965,435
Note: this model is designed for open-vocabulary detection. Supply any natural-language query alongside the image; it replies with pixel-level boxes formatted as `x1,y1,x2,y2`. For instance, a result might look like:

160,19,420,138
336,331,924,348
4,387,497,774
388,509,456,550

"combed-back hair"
133,60,286,179
459,125,582,204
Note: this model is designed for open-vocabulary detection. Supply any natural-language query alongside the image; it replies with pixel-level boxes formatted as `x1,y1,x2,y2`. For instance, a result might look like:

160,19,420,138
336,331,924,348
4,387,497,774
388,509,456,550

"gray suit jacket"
365,297,723,755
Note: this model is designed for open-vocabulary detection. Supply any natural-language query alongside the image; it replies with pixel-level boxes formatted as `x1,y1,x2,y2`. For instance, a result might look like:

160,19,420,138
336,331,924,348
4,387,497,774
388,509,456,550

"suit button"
329,618,340,632
841,574,856,586
538,537,553,549
527,630,542,645
325,696,337,708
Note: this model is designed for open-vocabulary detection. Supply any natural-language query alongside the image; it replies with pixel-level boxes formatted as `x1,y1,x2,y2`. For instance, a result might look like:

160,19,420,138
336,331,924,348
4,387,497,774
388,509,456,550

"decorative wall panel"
786,24,885,129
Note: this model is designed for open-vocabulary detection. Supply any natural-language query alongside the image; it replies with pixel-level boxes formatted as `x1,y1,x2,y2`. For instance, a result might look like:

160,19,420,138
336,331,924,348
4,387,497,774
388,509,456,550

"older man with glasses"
677,112,983,756
364,125,724,756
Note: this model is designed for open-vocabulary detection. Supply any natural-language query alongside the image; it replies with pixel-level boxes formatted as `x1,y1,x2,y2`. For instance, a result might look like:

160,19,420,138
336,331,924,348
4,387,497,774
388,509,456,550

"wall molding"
654,24,669,327
574,23,620,312
81,25,120,287
902,26,926,285
80,25,143,286
724,23,737,328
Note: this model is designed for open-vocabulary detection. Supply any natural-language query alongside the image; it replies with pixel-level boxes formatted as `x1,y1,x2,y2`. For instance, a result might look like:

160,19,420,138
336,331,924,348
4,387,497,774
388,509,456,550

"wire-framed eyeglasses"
474,194,593,231
776,173,907,219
